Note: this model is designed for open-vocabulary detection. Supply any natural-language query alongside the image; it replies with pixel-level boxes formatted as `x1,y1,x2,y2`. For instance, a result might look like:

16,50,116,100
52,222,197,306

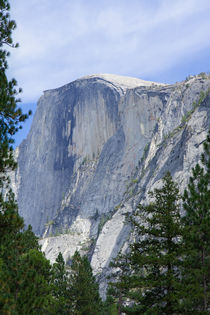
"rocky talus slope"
12,73,210,296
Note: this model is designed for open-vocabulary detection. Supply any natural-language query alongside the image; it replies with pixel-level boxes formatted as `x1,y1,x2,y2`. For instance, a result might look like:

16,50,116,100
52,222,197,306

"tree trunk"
201,247,207,311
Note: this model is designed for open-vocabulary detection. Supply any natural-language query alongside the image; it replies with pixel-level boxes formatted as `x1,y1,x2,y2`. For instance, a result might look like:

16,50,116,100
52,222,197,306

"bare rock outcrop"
13,73,210,297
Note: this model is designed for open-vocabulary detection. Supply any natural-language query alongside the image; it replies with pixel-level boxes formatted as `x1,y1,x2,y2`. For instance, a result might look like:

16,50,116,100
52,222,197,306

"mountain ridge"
44,73,167,95
11,73,210,297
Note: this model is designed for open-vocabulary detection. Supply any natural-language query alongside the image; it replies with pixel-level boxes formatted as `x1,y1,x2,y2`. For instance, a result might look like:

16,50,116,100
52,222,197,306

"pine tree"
51,252,71,314
0,189,24,314
0,0,31,188
69,251,103,315
0,3,56,313
104,282,122,315
0,257,16,314
0,0,31,283
108,253,132,315
0,220,55,314
0,2,55,313
109,173,184,314
0,0,30,259
16,249,53,314
181,132,210,313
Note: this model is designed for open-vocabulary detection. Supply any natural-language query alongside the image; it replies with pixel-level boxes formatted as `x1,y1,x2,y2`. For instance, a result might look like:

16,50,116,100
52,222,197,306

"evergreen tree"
0,0,31,262
69,251,103,315
181,132,210,313
0,257,16,314
0,2,59,313
51,252,71,314
0,0,31,187
0,0,31,283
104,280,124,315
0,190,24,314
109,173,184,314
108,253,131,315
15,249,53,314
0,2,53,313
0,220,55,314
0,5,53,311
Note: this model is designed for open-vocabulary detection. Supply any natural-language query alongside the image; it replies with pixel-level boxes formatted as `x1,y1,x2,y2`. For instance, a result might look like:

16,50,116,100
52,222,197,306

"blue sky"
8,0,210,146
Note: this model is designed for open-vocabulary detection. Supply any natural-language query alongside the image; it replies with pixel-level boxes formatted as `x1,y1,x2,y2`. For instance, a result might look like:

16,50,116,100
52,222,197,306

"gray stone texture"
12,73,210,296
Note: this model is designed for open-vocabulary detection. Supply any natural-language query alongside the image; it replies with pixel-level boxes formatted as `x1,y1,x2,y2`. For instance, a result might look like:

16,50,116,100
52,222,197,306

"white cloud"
7,0,210,103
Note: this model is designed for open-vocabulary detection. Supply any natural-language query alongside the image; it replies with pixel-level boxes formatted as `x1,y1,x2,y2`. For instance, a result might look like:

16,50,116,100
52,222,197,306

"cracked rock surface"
12,73,210,297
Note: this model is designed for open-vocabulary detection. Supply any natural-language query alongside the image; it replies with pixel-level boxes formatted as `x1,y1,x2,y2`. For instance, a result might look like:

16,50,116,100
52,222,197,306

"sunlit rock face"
13,73,210,297
15,74,167,236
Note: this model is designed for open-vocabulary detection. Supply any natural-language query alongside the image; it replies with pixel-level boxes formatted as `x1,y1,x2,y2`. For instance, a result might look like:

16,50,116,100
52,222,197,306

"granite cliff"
12,73,210,296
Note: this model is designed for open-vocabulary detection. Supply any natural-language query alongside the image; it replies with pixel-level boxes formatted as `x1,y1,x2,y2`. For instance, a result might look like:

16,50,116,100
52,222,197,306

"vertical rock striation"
16,74,167,235
12,73,210,296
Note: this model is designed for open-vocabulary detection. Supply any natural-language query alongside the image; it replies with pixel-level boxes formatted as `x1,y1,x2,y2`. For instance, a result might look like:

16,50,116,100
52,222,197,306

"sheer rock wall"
13,74,210,297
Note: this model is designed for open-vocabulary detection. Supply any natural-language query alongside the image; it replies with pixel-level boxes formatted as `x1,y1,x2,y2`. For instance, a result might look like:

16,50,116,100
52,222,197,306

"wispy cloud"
8,0,210,103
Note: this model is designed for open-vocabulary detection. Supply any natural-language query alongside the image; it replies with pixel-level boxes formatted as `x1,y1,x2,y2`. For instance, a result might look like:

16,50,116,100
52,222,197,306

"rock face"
13,73,210,297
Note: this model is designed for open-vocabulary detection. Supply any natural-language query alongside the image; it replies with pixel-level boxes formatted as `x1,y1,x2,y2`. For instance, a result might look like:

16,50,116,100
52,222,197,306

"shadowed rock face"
13,73,210,297
16,74,167,235
17,76,122,235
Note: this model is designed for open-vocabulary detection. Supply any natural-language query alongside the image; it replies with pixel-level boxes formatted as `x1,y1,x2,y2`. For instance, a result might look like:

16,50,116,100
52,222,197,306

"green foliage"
0,190,24,242
68,251,103,315
51,252,71,314
45,219,54,226
198,72,208,79
81,156,88,165
162,88,210,146
0,0,30,261
107,133,210,314
0,3,53,313
51,251,106,314
114,203,121,211
15,249,53,314
0,220,54,313
1,5,209,314
181,132,210,313
0,0,31,189
181,109,194,124
109,173,184,314
108,253,132,315
98,213,112,234
131,179,138,184
181,88,210,124
0,200,56,313
0,257,16,314
103,288,118,315
140,142,149,164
